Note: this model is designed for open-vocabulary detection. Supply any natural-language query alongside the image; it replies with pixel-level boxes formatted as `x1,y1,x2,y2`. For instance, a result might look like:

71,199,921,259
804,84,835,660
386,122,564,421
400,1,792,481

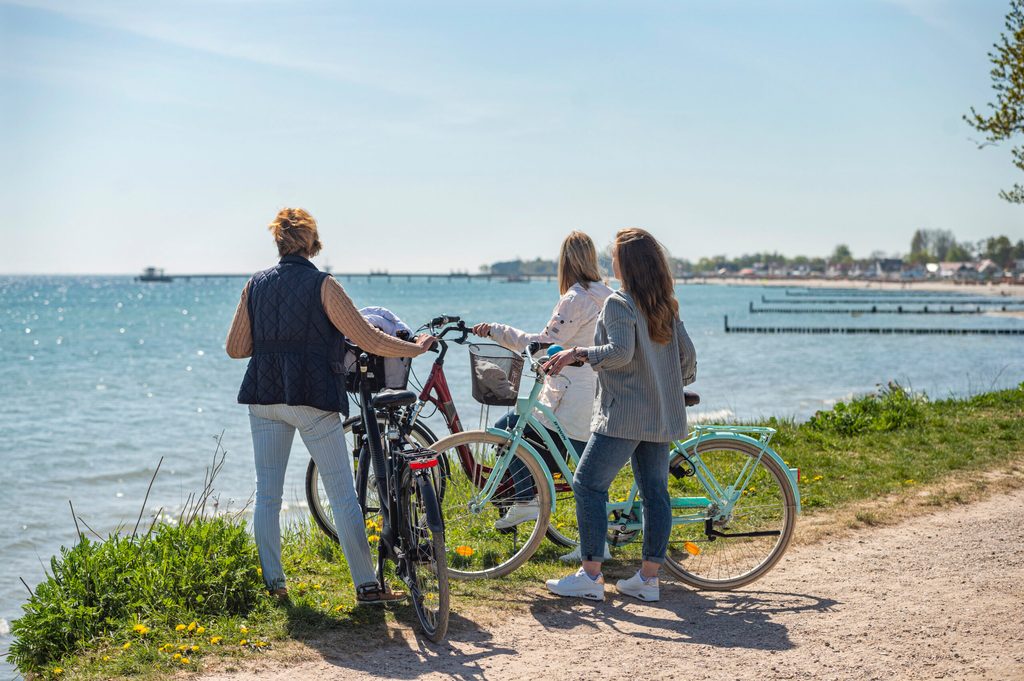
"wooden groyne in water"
760,294,1024,306
748,302,998,315
723,315,1024,335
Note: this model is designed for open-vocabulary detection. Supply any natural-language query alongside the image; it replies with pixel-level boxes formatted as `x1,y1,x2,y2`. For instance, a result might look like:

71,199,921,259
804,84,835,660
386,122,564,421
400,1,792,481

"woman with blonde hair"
543,227,696,602
226,208,434,603
472,231,612,545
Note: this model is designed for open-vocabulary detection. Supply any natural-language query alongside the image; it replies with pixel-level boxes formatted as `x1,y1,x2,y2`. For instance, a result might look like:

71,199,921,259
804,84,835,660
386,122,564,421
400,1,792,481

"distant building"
872,258,904,279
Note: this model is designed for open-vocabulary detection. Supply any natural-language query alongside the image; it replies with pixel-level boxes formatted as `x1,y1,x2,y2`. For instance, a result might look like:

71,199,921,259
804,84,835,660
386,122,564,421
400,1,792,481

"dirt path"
199,489,1024,681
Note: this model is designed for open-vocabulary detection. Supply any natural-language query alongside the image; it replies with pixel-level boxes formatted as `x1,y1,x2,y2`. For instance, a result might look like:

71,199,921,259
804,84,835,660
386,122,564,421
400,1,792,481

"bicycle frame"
470,366,801,535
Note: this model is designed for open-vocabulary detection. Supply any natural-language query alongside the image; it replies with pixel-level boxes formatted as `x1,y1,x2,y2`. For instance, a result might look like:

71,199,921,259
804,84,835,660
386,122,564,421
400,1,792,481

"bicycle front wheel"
305,416,437,542
400,467,449,643
430,430,551,579
663,437,797,590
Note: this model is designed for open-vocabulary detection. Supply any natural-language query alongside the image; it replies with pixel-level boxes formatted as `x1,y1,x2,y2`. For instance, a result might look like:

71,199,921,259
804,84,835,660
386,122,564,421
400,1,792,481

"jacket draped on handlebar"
237,255,350,416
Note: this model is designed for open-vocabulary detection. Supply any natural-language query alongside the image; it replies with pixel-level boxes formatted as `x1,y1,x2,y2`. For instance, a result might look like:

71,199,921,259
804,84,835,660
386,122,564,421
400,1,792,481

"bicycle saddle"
370,389,418,409
684,391,700,407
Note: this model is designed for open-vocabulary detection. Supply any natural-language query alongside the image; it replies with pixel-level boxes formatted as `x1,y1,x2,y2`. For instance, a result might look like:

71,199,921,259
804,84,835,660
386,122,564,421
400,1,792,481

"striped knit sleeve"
225,280,253,359
677,318,697,385
585,295,635,370
321,277,427,359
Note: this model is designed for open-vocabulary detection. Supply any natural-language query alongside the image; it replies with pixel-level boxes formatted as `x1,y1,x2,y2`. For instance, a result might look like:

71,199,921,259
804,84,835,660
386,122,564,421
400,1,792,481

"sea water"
1,275,1022,672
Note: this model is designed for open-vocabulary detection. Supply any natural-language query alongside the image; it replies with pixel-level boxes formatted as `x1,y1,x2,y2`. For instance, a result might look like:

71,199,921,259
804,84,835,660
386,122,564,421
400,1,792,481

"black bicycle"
344,348,449,642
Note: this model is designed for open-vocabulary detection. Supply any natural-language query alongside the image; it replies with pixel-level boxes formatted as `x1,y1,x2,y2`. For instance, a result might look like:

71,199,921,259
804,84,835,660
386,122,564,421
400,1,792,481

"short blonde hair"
268,208,322,258
558,231,602,295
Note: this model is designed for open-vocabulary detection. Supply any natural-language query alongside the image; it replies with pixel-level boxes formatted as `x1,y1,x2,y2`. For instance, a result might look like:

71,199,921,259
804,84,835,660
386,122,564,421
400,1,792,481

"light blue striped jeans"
248,404,376,590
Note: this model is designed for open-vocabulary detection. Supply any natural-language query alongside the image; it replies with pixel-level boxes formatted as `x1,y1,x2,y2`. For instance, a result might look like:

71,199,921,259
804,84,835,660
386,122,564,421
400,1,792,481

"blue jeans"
496,413,587,502
573,433,672,564
248,404,376,590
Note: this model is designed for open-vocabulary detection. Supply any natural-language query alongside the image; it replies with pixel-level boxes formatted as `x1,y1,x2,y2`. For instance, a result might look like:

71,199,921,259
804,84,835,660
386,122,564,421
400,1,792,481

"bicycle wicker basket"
468,343,524,407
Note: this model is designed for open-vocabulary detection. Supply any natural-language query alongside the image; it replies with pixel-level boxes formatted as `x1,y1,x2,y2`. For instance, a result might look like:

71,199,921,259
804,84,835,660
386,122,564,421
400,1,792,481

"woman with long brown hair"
542,227,697,602
471,231,612,542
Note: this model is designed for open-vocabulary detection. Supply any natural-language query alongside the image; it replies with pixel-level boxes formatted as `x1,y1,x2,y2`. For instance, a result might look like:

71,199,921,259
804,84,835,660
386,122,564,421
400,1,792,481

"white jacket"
487,281,613,441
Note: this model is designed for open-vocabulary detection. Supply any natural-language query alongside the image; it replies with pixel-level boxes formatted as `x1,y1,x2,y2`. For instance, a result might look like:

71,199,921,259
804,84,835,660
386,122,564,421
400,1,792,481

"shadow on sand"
271,584,839,679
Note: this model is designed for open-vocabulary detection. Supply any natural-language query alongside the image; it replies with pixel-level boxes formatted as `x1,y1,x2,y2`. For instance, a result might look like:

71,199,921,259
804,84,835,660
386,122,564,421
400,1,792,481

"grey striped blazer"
584,290,697,442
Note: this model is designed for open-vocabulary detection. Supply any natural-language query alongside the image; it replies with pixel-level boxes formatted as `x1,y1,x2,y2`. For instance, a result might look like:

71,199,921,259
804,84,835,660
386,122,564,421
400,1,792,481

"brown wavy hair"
614,228,678,344
268,208,323,258
558,231,602,295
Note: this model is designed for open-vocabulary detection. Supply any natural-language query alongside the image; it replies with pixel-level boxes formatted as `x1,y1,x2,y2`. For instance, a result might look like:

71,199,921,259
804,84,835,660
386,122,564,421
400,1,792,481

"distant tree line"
483,230,1024,276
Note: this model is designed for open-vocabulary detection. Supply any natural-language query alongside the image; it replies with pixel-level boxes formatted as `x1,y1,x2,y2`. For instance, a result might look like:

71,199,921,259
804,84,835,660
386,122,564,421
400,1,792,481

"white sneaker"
494,498,540,530
558,544,612,562
545,568,605,601
615,571,660,602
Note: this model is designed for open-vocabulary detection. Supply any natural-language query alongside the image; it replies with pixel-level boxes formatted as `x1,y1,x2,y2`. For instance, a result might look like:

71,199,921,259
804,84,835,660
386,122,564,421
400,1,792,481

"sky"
1,0,1022,275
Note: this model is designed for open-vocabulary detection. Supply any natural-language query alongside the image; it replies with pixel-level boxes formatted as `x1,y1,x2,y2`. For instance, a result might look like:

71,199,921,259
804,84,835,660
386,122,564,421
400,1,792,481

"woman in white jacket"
472,231,612,543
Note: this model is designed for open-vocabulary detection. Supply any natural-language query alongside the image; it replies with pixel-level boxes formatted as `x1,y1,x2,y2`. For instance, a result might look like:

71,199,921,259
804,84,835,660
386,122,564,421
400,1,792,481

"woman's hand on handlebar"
415,334,438,352
542,348,580,376
471,323,492,338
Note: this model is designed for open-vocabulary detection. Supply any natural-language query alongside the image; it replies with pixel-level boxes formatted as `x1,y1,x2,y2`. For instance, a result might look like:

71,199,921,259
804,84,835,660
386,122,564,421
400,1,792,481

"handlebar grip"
528,341,554,356
430,314,461,326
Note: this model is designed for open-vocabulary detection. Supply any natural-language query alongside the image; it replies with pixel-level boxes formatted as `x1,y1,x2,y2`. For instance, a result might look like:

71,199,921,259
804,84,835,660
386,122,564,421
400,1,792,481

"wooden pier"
723,315,1024,335
748,302,1000,315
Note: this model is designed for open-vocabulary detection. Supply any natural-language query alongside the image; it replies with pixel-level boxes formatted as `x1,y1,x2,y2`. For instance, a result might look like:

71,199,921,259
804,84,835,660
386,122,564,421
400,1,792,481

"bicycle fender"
675,432,802,514
485,427,558,504
414,474,445,533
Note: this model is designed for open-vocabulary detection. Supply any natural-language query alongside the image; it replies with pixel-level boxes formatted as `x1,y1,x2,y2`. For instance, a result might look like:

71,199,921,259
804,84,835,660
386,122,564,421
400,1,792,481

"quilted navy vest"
236,255,349,415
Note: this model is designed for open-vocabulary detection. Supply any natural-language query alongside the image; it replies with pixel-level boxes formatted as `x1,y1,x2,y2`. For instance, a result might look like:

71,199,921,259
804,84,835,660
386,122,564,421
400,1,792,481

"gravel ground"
198,488,1024,681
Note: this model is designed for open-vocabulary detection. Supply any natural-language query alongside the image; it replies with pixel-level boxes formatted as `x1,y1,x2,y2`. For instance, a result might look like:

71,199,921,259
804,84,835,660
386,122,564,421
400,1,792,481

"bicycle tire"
429,430,552,579
305,416,437,542
400,466,450,643
662,437,797,590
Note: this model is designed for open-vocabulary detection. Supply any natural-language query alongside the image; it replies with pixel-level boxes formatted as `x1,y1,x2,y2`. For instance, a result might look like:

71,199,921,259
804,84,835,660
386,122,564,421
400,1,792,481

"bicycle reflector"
409,457,439,470
684,541,702,556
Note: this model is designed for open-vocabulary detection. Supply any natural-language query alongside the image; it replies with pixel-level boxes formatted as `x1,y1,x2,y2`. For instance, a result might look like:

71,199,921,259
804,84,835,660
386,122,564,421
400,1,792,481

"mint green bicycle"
431,343,802,589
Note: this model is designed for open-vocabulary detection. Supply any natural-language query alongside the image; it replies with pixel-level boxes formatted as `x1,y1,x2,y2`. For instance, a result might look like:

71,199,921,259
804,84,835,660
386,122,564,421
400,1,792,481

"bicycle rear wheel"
430,430,551,579
663,437,797,590
305,416,436,542
400,467,449,642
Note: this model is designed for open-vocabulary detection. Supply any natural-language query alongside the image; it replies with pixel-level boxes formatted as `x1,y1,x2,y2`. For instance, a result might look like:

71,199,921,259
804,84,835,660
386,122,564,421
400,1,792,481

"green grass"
8,381,1024,679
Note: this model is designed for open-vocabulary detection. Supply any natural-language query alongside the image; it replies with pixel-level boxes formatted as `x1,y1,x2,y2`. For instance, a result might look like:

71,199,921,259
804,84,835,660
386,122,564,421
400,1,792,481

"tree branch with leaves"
965,0,1024,203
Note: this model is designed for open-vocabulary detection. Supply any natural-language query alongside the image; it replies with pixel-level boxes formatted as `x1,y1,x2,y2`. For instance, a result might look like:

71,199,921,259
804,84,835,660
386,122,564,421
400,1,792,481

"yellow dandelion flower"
334,604,345,612
196,626,206,634
178,644,188,651
320,600,329,608
175,624,187,632
812,475,823,481
455,545,474,557
180,657,191,665
296,581,309,590
257,567,263,575
239,639,249,646
367,534,380,543
254,640,268,648
210,636,223,645
173,653,181,660
905,479,916,485
313,583,323,590
187,620,197,632
191,645,200,652
132,623,150,635
102,656,111,662
239,625,249,634
122,642,132,650
52,668,63,676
